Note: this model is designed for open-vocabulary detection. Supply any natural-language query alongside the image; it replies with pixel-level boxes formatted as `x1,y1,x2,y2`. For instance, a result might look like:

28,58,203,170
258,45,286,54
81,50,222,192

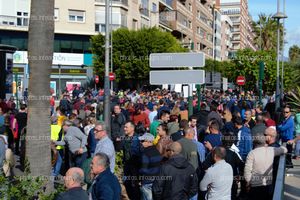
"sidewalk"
284,159,300,200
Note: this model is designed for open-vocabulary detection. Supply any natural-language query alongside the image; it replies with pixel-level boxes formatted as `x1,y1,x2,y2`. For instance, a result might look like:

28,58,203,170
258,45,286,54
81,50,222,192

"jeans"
140,183,153,200
295,140,300,156
69,151,88,168
52,150,63,177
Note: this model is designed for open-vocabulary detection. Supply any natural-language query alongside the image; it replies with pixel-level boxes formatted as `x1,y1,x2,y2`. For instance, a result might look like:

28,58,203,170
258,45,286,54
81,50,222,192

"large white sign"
13,51,84,66
150,70,205,85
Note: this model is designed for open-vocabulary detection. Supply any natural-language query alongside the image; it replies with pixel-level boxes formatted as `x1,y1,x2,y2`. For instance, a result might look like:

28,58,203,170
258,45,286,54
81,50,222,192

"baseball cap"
138,133,155,142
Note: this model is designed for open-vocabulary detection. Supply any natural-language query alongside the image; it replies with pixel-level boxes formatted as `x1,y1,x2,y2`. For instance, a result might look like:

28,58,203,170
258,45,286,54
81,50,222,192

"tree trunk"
26,0,54,191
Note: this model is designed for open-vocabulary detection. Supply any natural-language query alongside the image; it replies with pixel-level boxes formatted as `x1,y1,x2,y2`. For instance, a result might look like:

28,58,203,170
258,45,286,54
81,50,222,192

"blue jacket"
278,116,294,142
237,126,252,161
88,128,97,156
91,168,121,200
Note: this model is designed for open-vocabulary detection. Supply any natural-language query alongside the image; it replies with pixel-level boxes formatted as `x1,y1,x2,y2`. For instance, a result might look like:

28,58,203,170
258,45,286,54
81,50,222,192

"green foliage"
289,45,300,63
288,86,300,113
114,150,124,175
0,175,65,200
91,27,186,83
252,13,283,51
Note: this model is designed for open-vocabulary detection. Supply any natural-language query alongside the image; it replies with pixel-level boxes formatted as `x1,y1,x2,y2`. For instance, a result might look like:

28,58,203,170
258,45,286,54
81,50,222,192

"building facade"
220,15,233,60
219,0,257,53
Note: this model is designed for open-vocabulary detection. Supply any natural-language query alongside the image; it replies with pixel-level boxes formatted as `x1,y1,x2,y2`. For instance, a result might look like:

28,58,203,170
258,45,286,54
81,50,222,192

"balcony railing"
140,7,150,17
95,0,128,6
159,0,173,8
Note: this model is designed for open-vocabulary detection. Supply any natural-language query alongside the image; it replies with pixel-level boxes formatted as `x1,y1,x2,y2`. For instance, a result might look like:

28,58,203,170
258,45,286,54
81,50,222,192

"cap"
138,133,154,142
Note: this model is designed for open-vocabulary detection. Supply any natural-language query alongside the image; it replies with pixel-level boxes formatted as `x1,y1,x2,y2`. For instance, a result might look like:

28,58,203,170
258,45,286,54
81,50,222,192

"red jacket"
265,118,276,127
133,113,150,128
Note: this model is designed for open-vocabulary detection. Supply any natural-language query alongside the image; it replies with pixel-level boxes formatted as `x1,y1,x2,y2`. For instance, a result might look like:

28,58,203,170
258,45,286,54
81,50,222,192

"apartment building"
219,0,257,53
220,15,233,60
213,7,221,60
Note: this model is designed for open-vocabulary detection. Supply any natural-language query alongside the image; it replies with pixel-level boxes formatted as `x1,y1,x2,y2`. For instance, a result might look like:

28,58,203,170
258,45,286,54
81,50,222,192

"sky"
248,0,300,57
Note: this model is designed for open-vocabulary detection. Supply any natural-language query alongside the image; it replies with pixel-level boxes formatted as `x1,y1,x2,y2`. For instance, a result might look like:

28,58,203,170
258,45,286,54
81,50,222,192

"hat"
138,133,154,142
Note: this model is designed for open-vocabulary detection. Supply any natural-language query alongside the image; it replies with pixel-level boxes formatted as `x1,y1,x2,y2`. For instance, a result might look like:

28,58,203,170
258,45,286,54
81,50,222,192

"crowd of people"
0,86,299,200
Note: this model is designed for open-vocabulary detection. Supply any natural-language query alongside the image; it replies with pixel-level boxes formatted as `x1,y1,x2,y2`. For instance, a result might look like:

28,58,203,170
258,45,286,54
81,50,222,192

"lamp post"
281,0,286,99
272,0,287,112
58,64,61,97
104,0,111,134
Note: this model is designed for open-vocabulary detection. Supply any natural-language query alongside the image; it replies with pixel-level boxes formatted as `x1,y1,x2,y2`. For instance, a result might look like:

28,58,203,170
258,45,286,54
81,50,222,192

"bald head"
169,142,182,154
265,127,277,145
64,167,84,189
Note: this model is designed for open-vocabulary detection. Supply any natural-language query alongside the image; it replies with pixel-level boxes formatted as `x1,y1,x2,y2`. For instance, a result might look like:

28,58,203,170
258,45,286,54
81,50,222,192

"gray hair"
94,152,110,168
95,121,107,131
71,171,84,184
253,134,266,147
63,120,73,126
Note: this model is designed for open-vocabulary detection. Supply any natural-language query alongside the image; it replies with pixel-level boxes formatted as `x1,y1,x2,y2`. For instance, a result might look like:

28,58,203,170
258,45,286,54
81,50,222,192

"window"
132,19,138,30
197,26,200,34
68,10,85,22
188,20,192,29
54,8,59,21
197,10,200,19
152,3,157,12
95,24,106,32
188,3,192,11
16,12,29,26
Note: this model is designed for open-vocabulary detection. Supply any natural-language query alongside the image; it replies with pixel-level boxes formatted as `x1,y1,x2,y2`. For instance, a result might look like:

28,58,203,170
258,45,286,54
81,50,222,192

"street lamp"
272,0,287,112
281,0,286,99
58,64,61,97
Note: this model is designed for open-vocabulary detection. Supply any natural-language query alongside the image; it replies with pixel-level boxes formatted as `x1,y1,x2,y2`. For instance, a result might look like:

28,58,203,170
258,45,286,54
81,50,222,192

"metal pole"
104,0,111,133
58,65,61,97
281,0,285,99
188,67,193,117
110,0,113,91
15,73,19,109
275,0,281,111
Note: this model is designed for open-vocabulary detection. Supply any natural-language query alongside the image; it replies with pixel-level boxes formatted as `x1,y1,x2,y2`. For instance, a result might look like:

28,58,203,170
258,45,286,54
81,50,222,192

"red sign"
236,76,246,86
95,75,99,84
109,72,115,81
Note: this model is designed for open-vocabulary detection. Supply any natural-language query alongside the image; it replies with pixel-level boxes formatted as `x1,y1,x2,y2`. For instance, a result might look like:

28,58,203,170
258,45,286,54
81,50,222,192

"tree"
219,49,294,93
91,27,186,88
289,45,300,63
27,0,54,190
252,14,283,51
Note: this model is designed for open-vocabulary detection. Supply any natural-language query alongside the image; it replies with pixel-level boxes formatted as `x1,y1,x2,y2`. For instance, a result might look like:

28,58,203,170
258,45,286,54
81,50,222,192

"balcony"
95,0,128,6
159,0,173,9
159,10,176,29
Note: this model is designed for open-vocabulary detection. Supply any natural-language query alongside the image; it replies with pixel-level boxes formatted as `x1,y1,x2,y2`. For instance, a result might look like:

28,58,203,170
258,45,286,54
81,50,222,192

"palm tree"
26,0,54,189
252,14,283,51
289,45,300,63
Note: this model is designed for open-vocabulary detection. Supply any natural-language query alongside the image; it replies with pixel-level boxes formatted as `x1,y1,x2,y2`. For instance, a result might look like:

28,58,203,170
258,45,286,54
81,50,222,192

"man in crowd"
152,142,198,200
90,153,121,200
150,110,170,137
138,133,162,200
200,147,233,200
277,105,294,168
251,114,266,136
56,167,88,200
54,120,88,167
244,134,287,200
178,128,199,170
243,109,256,130
14,104,27,155
204,120,222,151
111,104,126,152
189,116,198,141
123,121,141,200
94,122,115,173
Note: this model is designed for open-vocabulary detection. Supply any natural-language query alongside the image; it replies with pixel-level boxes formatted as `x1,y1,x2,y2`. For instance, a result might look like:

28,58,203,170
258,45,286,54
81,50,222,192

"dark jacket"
56,187,88,200
111,113,126,140
152,154,198,200
91,168,121,200
139,145,162,184
87,128,97,156
122,134,141,176
171,130,184,142
251,123,267,136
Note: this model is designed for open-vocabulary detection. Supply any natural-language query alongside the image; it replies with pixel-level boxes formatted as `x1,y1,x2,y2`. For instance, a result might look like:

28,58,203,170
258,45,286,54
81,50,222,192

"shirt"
200,160,233,200
94,136,116,173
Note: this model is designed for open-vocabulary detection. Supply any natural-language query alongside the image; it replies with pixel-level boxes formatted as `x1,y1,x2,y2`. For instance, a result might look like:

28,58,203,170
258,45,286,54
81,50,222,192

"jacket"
278,116,294,142
237,126,252,161
56,187,88,200
152,154,198,200
91,168,121,200
111,113,126,140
